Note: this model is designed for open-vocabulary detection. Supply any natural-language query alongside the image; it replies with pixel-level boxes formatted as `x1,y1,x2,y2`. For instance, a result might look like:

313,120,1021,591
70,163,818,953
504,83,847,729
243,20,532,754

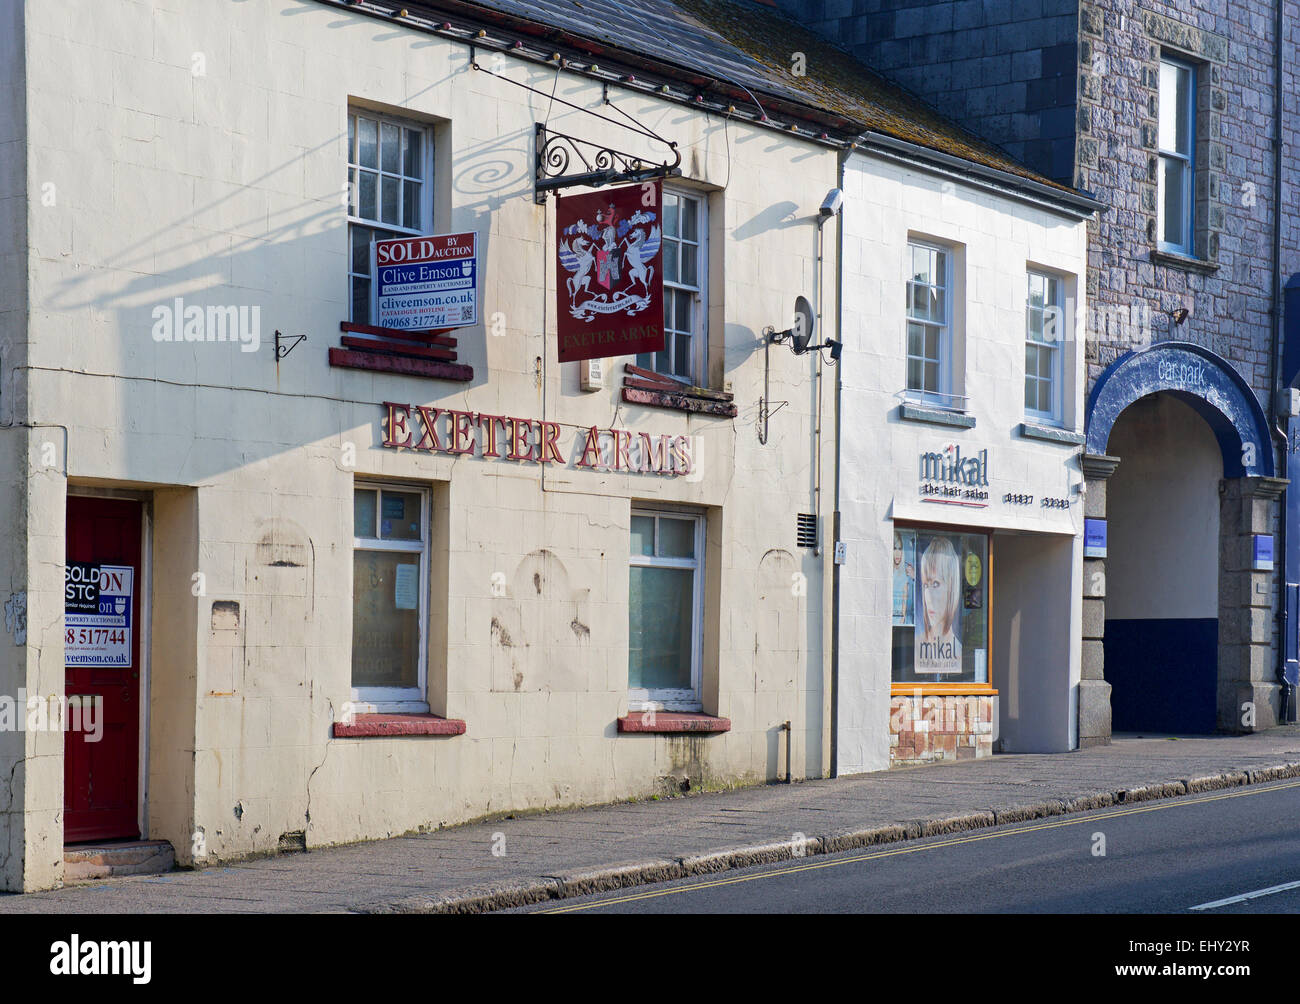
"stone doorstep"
64,840,176,882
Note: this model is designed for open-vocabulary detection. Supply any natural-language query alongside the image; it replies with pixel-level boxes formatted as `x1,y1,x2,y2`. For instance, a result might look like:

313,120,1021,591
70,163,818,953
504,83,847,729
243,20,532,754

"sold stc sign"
555,181,665,363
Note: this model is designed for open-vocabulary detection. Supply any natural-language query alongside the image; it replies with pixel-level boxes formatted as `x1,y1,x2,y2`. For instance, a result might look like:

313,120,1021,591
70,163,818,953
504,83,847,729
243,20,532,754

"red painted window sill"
329,347,474,382
329,321,473,382
621,364,737,418
332,713,467,738
617,712,731,734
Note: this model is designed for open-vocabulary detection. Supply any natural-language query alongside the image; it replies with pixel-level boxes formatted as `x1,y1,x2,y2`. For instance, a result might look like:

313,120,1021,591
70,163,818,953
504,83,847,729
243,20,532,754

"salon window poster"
915,533,964,674
892,530,915,627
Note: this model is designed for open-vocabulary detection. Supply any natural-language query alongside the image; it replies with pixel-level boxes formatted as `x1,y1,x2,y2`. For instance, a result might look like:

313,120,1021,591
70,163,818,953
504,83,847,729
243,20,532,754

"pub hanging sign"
555,181,665,363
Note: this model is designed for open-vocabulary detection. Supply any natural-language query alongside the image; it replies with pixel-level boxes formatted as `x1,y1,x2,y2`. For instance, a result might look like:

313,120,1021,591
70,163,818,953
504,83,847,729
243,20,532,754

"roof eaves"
314,0,1100,217
318,0,858,142
855,132,1105,220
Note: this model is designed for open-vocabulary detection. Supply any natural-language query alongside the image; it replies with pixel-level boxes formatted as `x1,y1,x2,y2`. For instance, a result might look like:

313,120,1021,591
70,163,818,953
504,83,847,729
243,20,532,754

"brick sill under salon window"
621,364,737,418
332,713,467,738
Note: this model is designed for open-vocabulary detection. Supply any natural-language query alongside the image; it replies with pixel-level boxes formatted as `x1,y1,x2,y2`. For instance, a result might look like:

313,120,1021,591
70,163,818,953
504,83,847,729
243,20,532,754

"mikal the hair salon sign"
555,181,665,363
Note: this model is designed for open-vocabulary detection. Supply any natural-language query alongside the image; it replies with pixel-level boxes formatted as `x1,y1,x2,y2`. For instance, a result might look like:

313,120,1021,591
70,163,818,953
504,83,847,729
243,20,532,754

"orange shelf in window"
890,685,999,697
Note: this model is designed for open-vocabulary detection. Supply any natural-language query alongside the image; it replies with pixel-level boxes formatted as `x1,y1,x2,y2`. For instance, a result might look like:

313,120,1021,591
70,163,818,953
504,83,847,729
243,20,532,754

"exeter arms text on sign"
380,402,693,475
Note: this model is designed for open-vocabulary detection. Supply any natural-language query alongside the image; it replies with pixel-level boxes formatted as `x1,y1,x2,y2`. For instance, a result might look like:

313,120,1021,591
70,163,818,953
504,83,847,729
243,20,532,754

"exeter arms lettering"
380,402,692,475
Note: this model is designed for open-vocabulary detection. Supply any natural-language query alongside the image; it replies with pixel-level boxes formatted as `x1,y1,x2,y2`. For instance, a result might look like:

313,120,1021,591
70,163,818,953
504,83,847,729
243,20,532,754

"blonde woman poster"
892,531,915,627
915,534,962,674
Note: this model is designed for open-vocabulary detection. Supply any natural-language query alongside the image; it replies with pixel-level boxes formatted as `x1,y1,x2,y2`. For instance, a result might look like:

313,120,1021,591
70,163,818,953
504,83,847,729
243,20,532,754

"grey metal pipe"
1268,0,1291,718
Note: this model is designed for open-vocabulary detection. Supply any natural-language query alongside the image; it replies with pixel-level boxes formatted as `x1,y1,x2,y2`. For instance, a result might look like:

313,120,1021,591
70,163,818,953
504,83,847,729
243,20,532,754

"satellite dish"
789,296,815,354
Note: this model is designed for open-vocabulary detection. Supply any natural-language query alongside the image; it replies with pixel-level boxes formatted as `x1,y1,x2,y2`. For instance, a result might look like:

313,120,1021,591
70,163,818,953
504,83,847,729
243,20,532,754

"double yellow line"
538,778,1300,913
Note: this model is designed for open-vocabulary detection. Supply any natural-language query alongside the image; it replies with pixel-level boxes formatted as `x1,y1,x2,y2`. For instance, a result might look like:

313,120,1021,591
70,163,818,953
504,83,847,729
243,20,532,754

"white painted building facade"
834,149,1096,774
0,0,844,891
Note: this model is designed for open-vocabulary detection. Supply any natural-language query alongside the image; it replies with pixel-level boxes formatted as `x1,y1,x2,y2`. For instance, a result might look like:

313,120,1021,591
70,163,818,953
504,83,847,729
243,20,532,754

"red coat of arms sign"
555,181,665,363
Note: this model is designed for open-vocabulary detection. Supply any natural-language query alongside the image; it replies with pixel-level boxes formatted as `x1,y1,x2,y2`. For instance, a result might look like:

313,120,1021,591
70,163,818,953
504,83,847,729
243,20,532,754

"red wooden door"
64,497,142,843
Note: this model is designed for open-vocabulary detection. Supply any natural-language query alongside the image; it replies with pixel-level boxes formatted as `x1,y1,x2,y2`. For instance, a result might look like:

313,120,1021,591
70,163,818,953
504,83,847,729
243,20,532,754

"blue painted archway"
1088,341,1272,735
1086,341,1274,478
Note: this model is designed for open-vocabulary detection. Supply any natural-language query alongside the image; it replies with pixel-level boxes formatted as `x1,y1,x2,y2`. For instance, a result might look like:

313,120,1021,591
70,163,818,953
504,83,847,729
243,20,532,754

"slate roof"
431,0,1080,195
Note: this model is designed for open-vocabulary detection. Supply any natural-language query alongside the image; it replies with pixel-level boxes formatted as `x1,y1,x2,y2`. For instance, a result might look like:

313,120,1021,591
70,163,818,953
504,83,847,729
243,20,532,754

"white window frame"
637,188,707,385
904,240,956,409
347,107,435,324
351,482,430,713
1157,55,1196,255
628,507,705,712
1024,269,1064,425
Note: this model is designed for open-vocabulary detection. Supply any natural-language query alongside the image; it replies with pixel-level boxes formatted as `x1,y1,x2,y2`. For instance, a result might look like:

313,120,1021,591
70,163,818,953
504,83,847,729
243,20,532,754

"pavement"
3,726,1300,913
513,774,1300,913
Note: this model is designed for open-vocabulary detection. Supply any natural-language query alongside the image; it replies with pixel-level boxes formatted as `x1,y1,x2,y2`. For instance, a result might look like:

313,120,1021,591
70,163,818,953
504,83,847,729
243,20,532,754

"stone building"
776,0,1300,742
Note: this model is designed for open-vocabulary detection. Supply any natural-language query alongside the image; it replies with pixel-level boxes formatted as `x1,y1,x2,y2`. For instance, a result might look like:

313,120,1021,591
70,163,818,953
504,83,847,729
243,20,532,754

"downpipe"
1267,0,1295,722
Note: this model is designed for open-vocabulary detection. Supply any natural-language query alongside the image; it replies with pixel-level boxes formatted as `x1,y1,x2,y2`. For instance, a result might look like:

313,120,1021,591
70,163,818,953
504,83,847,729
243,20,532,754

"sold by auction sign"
555,182,665,363
373,232,478,331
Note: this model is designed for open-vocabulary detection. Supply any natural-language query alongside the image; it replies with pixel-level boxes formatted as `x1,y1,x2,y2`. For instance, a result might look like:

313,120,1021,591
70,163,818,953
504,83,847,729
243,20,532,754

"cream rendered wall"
0,0,25,432
0,430,69,893
0,0,27,891
837,153,1088,774
19,0,838,869
0,0,66,893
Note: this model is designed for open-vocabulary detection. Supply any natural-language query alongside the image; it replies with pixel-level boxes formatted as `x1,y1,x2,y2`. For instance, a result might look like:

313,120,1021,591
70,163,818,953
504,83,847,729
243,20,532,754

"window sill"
1019,422,1085,446
898,403,975,429
329,347,474,381
1151,248,1219,275
622,364,737,418
617,712,732,734
332,713,467,738
329,322,474,382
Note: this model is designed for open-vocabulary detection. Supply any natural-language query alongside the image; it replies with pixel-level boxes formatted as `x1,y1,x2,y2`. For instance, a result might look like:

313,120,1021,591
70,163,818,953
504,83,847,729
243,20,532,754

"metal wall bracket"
758,327,789,445
275,330,307,360
534,123,681,204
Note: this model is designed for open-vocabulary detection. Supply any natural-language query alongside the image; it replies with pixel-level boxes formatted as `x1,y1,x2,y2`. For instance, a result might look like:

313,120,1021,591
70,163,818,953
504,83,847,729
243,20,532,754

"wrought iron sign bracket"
274,330,307,360
534,122,681,204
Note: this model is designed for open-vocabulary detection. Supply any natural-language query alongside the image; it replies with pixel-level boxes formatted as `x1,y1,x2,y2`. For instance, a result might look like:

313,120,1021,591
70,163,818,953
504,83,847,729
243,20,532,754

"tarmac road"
518,777,1300,913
